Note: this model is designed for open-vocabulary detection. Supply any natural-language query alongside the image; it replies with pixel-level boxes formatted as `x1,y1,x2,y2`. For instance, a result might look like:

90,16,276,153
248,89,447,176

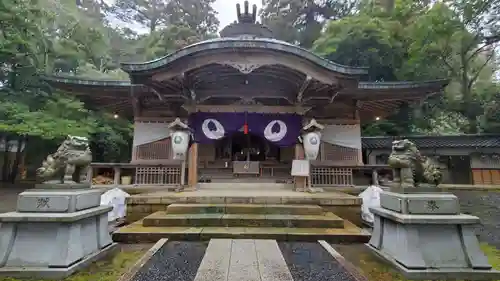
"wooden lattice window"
135,138,172,160
135,166,181,185
310,167,354,187
320,142,359,164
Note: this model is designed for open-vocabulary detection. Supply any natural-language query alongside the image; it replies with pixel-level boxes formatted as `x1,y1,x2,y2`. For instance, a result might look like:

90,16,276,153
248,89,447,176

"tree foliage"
308,0,500,135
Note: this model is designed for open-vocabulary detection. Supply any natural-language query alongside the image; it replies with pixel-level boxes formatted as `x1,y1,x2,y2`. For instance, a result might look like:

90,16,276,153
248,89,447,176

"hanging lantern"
243,124,249,135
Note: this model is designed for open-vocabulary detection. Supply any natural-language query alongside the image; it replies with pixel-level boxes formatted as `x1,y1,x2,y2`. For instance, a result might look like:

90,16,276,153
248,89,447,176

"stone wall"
452,190,500,248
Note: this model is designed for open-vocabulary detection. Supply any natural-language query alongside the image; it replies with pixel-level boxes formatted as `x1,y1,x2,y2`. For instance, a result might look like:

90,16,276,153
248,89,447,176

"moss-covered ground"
0,244,150,281
334,243,500,281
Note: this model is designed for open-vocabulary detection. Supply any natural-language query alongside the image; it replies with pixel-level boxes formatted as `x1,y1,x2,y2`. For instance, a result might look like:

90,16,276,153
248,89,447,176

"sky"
103,0,262,32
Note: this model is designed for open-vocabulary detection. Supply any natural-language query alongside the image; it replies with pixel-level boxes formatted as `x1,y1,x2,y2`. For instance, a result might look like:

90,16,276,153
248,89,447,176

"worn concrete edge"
318,240,370,281
0,205,113,222
0,243,119,280
365,243,500,281
117,238,169,281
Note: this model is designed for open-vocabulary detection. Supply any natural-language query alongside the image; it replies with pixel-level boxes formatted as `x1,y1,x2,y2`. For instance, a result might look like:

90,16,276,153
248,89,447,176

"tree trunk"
460,53,477,133
9,136,26,183
1,135,11,182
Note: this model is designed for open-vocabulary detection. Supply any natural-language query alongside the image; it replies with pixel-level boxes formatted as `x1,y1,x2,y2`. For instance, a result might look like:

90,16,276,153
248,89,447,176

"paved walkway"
194,239,294,281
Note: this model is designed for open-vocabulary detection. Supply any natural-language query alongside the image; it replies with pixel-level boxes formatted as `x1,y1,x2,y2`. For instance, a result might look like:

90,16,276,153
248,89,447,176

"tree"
112,0,219,34
406,1,500,133
112,0,171,33
260,0,357,47
167,0,219,35
138,25,214,60
313,15,405,81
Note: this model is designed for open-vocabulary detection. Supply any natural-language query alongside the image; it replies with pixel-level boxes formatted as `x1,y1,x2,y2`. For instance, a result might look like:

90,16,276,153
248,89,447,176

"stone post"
367,139,500,280
0,135,117,279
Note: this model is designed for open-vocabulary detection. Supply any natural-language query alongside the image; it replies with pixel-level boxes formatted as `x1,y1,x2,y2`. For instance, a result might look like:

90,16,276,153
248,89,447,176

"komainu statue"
387,139,442,188
37,135,92,184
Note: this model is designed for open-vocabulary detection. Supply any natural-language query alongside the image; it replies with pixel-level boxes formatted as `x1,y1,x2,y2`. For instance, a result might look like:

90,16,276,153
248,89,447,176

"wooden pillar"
372,169,379,186
113,167,121,185
353,101,364,165
188,143,199,187
294,143,307,191
294,144,304,160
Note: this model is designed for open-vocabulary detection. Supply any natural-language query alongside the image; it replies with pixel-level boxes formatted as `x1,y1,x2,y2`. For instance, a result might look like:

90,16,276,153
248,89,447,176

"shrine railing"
310,161,390,187
89,161,184,187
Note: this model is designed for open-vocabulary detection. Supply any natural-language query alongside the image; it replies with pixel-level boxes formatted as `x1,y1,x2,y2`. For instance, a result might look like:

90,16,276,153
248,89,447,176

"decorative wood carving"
223,62,263,74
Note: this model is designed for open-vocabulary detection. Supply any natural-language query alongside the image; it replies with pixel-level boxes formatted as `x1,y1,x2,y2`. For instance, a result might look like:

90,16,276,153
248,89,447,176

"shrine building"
43,2,448,189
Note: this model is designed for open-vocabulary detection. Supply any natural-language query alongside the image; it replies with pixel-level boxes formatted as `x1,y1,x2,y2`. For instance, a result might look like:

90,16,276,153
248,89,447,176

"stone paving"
130,239,355,281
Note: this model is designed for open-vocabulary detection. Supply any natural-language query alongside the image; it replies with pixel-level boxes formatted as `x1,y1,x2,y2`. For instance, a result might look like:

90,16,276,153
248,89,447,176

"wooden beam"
182,104,311,114
329,87,342,104
181,72,196,100
296,75,312,103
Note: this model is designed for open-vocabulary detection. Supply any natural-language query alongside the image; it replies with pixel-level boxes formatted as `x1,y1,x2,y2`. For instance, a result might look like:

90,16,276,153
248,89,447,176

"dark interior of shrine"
214,132,281,162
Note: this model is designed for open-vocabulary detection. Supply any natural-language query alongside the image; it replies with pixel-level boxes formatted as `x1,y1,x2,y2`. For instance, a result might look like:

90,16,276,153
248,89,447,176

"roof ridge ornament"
219,1,275,38
236,1,257,24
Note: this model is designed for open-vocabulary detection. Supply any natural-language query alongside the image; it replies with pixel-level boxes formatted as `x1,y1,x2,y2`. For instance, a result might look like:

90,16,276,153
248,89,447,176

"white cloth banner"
100,188,130,222
321,124,362,149
359,185,383,223
133,121,171,146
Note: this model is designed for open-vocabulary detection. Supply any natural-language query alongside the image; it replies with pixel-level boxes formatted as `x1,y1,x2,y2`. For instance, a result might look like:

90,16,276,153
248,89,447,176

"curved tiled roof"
362,134,500,149
120,38,369,76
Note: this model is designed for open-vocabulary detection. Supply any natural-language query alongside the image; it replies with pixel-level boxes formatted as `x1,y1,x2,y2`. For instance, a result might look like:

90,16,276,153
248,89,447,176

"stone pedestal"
0,185,118,279
368,191,500,280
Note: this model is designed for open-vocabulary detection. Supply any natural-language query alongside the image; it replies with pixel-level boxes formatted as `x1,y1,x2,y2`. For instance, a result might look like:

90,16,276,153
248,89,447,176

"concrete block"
0,212,113,268
0,243,118,280
194,239,232,281
17,189,102,213
254,240,294,281
370,207,479,224
227,239,260,281
0,206,112,223
368,200,500,280
380,191,460,215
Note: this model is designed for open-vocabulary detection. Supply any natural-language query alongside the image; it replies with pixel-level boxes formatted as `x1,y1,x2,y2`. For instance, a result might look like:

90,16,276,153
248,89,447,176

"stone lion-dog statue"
387,139,442,188
37,135,92,184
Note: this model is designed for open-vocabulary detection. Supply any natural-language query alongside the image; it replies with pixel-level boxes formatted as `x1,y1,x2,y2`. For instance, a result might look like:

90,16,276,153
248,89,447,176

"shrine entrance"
214,132,280,162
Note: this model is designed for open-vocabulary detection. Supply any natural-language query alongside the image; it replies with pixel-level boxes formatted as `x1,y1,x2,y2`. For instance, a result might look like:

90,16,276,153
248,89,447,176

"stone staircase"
113,203,370,243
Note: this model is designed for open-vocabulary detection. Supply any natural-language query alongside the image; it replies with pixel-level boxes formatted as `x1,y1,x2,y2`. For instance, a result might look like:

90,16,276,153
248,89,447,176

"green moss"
1,245,148,281
335,243,500,281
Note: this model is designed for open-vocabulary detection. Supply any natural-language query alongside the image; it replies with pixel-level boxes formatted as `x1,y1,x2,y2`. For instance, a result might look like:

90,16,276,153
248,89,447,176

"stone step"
197,182,292,190
142,211,344,228
112,220,370,243
166,204,324,216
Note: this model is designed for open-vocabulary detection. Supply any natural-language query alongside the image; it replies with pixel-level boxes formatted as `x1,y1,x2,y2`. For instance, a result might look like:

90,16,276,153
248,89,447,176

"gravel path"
453,191,500,248
278,242,356,281
132,241,208,281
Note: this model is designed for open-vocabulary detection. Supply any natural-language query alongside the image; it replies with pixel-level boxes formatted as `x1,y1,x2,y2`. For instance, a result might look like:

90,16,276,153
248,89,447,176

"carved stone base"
368,191,500,280
0,187,115,279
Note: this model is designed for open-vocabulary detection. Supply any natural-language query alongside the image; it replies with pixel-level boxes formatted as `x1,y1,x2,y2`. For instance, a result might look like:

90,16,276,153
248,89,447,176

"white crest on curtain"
133,121,171,147
321,124,362,150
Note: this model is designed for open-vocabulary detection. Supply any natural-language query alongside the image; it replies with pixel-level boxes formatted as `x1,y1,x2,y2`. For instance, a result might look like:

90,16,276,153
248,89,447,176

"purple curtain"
188,112,302,147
